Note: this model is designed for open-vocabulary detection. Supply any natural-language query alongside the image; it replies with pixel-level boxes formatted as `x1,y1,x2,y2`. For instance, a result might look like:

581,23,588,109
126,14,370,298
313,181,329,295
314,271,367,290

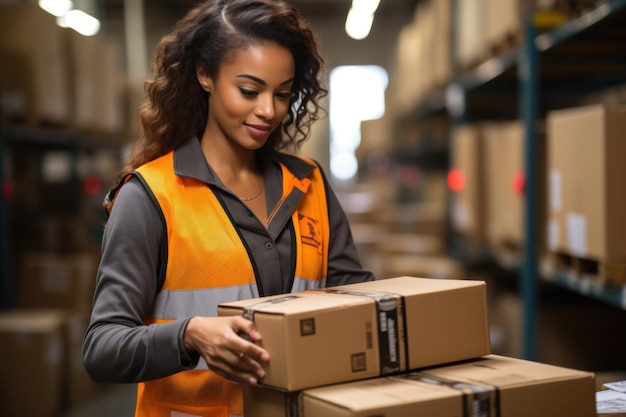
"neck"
200,137,259,182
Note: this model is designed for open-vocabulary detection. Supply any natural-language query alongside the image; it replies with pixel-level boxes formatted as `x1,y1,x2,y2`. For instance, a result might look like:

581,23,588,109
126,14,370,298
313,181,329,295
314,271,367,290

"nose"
255,93,276,120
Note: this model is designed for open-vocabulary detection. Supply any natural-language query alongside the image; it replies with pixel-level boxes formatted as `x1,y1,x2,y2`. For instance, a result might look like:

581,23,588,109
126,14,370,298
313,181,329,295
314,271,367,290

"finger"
241,341,270,364
233,316,262,343
208,351,263,385
225,355,266,384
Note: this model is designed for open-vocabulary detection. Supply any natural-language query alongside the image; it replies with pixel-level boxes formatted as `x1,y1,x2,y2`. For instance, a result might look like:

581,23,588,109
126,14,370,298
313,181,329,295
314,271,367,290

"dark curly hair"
120,0,327,181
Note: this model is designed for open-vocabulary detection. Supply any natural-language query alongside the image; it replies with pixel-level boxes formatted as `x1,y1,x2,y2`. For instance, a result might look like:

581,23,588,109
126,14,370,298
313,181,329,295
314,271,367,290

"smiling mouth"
245,123,272,136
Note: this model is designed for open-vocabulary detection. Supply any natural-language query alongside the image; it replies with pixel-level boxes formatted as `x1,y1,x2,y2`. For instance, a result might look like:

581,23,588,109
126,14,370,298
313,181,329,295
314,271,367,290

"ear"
196,64,214,94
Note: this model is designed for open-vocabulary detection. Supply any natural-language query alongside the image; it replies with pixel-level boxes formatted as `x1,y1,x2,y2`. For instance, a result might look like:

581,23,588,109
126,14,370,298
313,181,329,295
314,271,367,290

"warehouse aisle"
62,384,136,417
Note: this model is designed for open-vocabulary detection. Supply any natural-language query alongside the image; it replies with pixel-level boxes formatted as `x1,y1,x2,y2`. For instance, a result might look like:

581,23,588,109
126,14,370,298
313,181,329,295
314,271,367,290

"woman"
82,0,373,416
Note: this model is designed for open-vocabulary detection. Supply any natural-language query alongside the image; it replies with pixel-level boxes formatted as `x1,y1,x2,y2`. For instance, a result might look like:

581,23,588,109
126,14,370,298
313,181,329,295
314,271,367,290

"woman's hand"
183,316,270,384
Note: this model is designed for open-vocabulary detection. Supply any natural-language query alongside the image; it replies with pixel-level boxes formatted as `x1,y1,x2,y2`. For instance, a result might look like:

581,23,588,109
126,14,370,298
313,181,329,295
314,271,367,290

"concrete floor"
62,384,136,417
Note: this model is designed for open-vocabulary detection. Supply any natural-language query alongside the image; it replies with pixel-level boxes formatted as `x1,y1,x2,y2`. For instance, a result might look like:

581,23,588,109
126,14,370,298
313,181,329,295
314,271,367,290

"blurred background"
2,0,626,416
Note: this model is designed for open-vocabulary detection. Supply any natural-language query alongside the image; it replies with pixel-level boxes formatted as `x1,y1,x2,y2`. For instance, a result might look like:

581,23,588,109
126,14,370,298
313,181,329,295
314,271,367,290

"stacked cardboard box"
219,275,491,401
483,120,547,260
0,4,70,125
0,310,65,417
450,124,486,245
546,105,626,283
218,276,490,392
219,276,596,416
15,253,100,408
0,309,99,415
66,29,123,134
18,252,98,316
245,354,596,417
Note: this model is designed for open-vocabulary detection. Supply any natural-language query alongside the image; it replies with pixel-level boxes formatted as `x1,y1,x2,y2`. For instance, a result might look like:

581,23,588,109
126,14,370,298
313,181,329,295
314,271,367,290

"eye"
239,88,258,98
276,91,291,100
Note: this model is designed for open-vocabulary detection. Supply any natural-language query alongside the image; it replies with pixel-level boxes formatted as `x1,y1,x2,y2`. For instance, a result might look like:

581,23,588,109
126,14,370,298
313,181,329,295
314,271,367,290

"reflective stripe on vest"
131,150,330,417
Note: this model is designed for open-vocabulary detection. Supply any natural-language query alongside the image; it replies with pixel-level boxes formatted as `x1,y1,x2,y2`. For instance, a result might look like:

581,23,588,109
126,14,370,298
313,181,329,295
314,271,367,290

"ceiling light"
58,9,101,36
345,7,375,40
39,0,73,17
352,0,381,14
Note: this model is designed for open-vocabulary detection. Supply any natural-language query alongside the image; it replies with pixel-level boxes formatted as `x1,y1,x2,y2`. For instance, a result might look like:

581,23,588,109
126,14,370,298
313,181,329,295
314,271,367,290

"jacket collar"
173,137,317,184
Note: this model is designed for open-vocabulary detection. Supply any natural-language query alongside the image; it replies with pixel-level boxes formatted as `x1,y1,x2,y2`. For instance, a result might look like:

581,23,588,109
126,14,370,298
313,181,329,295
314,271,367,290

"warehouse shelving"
0,122,125,310
0,121,11,310
403,0,626,361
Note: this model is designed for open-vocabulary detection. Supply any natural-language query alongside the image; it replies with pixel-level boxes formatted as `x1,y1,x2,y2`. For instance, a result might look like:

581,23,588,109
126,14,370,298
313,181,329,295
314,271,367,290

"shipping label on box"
218,276,490,392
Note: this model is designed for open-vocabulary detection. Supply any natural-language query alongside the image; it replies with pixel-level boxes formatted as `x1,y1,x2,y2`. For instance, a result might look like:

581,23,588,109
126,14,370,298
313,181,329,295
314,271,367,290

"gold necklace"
239,183,264,201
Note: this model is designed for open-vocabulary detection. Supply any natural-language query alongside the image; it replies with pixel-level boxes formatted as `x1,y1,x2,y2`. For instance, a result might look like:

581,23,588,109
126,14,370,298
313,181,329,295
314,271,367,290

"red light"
84,175,102,196
2,179,14,200
511,171,525,196
447,168,466,193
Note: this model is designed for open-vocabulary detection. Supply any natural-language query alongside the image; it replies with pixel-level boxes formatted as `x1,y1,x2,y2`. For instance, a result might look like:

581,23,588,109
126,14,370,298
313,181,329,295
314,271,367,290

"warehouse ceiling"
100,0,418,26
99,0,347,28
97,0,419,71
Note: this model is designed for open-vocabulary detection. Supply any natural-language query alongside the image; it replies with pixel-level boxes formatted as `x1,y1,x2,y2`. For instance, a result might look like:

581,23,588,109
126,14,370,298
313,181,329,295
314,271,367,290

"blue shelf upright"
519,16,540,361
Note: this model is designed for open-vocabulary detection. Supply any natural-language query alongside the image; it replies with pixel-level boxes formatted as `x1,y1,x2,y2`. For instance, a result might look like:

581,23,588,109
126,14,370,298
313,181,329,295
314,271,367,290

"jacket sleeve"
82,176,198,383
319,168,375,286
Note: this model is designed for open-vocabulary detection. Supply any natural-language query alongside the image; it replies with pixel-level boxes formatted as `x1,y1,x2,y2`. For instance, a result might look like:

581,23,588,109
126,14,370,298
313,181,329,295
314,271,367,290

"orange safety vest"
132,150,330,417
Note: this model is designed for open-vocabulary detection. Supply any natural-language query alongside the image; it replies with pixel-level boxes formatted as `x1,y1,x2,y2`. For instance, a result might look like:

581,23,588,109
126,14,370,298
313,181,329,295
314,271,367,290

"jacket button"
265,241,273,250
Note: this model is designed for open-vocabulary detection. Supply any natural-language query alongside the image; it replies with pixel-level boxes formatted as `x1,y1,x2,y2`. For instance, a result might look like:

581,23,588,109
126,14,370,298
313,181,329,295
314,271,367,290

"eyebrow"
236,74,294,86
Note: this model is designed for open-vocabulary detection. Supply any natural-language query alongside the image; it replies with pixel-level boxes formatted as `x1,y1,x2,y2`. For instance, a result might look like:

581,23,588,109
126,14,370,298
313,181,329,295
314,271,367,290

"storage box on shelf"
0,309,99,417
0,309,65,417
244,354,596,417
0,4,70,126
454,0,488,71
62,312,99,408
18,252,99,315
546,104,626,285
66,31,124,135
390,0,451,113
376,202,447,238
483,120,547,264
449,123,486,247
378,254,464,280
218,276,490,392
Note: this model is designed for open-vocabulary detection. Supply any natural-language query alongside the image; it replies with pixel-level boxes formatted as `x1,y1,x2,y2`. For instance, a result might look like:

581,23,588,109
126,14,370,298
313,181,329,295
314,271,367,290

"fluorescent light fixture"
60,9,101,36
39,0,73,17
345,7,374,40
352,0,381,14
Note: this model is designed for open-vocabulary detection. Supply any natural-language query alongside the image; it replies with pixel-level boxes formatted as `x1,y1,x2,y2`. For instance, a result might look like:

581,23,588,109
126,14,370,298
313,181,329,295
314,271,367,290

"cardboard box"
454,0,487,69
546,105,626,278
483,120,547,256
416,354,596,417
18,252,98,314
62,312,99,408
66,31,123,134
218,276,490,391
245,354,596,417
0,309,65,417
450,124,486,243
244,374,462,417
0,4,70,125
379,254,463,280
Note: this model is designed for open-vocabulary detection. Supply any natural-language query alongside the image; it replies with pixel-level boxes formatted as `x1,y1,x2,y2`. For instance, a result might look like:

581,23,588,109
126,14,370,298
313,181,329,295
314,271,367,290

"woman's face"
198,42,295,151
